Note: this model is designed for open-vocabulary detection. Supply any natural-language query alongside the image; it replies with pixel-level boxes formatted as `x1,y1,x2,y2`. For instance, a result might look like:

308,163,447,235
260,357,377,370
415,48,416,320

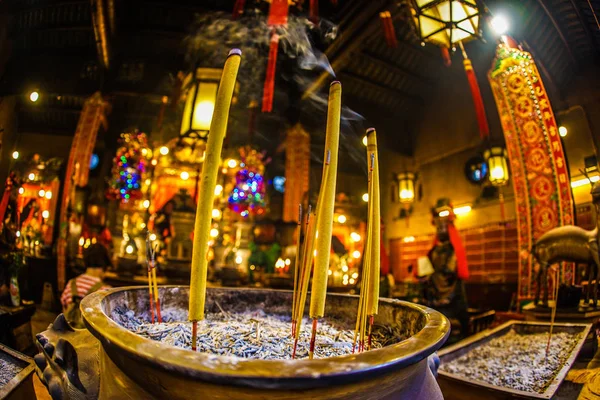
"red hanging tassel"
0,173,16,229
463,58,489,139
267,0,289,26
248,100,258,141
383,12,398,47
309,0,319,23
232,0,245,20
379,12,398,48
440,47,452,67
262,32,279,113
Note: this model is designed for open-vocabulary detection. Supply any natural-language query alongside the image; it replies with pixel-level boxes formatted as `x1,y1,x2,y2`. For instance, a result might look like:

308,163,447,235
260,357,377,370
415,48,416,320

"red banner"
283,123,310,222
57,92,108,289
489,45,574,299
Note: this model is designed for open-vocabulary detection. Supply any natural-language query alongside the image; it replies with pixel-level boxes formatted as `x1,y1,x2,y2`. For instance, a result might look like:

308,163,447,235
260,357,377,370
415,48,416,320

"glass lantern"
410,0,482,48
484,147,509,186
397,172,416,204
180,68,222,140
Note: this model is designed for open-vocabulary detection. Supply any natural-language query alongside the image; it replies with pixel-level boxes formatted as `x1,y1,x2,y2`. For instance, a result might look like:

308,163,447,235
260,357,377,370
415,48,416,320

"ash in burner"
112,305,403,360
0,352,24,387
440,330,583,394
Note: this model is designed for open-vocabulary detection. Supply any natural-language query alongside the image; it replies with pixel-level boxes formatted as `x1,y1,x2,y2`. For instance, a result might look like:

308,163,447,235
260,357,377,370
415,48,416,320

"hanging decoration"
410,0,488,139
228,146,270,217
309,0,319,23
489,42,575,299
261,0,289,112
379,11,398,48
283,123,310,222
106,131,150,203
57,92,108,290
459,42,489,139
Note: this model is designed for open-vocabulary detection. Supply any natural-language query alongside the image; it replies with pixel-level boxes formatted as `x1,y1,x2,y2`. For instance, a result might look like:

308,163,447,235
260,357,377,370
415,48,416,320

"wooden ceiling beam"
340,71,422,104
360,51,433,86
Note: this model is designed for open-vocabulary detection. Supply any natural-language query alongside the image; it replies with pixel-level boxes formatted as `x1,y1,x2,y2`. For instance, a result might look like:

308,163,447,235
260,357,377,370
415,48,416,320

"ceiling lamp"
397,172,416,204
484,147,509,186
180,68,223,141
410,0,482,48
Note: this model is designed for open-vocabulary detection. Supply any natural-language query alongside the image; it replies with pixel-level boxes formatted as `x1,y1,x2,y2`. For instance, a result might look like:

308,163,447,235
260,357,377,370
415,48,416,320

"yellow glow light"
571,175,600,188
362,136,367,146
490,15,509,35
149,233,157,241
453,205,472,215
352,250,361,259
12,151,19,160
16,231,20,238
349,278,355,285
403,236,415,243
285,258,291,266
180,171,190,180
18,188,24,195
141,148,148,156
42,210,49,219
151,159,158,166
125,245,134,254
438,210,450,217
227,159,238,169
28,173,35,180
275,258,285,269
236,255,243,265
45,191,52,199
214,185,223,196
558,126,568,137
210,228,219,238
145,179,151,185
142,200,150,209
362,193,369,202
350,232,361,242
29,91,39,102
38,189,45,197
212,208,222,219
341,265,349,272
337,214,347,224
328,269,332,276
159,146,169,156
79,237,85,246
351,272,359,279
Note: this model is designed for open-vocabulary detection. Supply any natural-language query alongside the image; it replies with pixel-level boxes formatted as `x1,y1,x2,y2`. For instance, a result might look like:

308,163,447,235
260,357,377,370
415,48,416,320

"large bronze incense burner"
36,286,449,399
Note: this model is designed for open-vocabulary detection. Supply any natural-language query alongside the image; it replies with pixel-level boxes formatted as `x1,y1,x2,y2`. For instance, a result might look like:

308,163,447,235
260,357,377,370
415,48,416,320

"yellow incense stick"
291,204,303,331
189,49,241,322
309,81,341,319
366,129,380,316
295,212,317,338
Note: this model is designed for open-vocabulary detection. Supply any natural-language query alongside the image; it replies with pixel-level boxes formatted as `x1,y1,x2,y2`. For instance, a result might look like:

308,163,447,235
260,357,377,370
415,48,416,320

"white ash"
440,329,583,394
113,306,394,360
0,352,24,387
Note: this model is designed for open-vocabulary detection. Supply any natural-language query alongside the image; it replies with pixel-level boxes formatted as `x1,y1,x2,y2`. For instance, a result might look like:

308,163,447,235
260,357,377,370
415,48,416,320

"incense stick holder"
37,287,449,399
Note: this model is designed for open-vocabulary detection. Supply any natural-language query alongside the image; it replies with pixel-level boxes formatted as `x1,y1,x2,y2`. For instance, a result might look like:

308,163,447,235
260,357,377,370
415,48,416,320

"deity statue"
421,198,470,337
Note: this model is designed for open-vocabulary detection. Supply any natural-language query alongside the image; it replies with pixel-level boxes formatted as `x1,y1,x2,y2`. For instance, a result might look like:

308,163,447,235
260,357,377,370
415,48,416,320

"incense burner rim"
81,286,449,387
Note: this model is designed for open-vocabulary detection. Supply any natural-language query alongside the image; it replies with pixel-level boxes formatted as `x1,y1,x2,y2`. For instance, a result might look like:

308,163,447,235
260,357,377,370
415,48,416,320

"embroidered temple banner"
283,123,310,222
488,44,574,299
57,92,108,289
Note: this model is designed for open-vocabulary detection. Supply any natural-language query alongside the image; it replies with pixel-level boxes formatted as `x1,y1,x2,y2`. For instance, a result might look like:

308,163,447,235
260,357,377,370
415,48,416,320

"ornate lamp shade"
411,0,482,48
484,147,509,186
180,68,222,140
397,172,416,204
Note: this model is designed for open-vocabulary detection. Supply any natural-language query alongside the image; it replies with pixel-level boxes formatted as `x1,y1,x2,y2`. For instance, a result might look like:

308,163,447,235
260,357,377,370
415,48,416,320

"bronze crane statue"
533,173,600,307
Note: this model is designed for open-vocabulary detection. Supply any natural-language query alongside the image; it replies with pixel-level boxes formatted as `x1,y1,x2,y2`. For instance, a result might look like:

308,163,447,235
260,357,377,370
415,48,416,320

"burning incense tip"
330,80,341,86
228,48,242,56
366,127,376,134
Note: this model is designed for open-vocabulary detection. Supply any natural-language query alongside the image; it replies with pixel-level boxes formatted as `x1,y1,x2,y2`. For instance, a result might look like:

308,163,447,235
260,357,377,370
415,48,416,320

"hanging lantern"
180,68,222,140
410,0,482,48
484,147,509,186
397,172,416,203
